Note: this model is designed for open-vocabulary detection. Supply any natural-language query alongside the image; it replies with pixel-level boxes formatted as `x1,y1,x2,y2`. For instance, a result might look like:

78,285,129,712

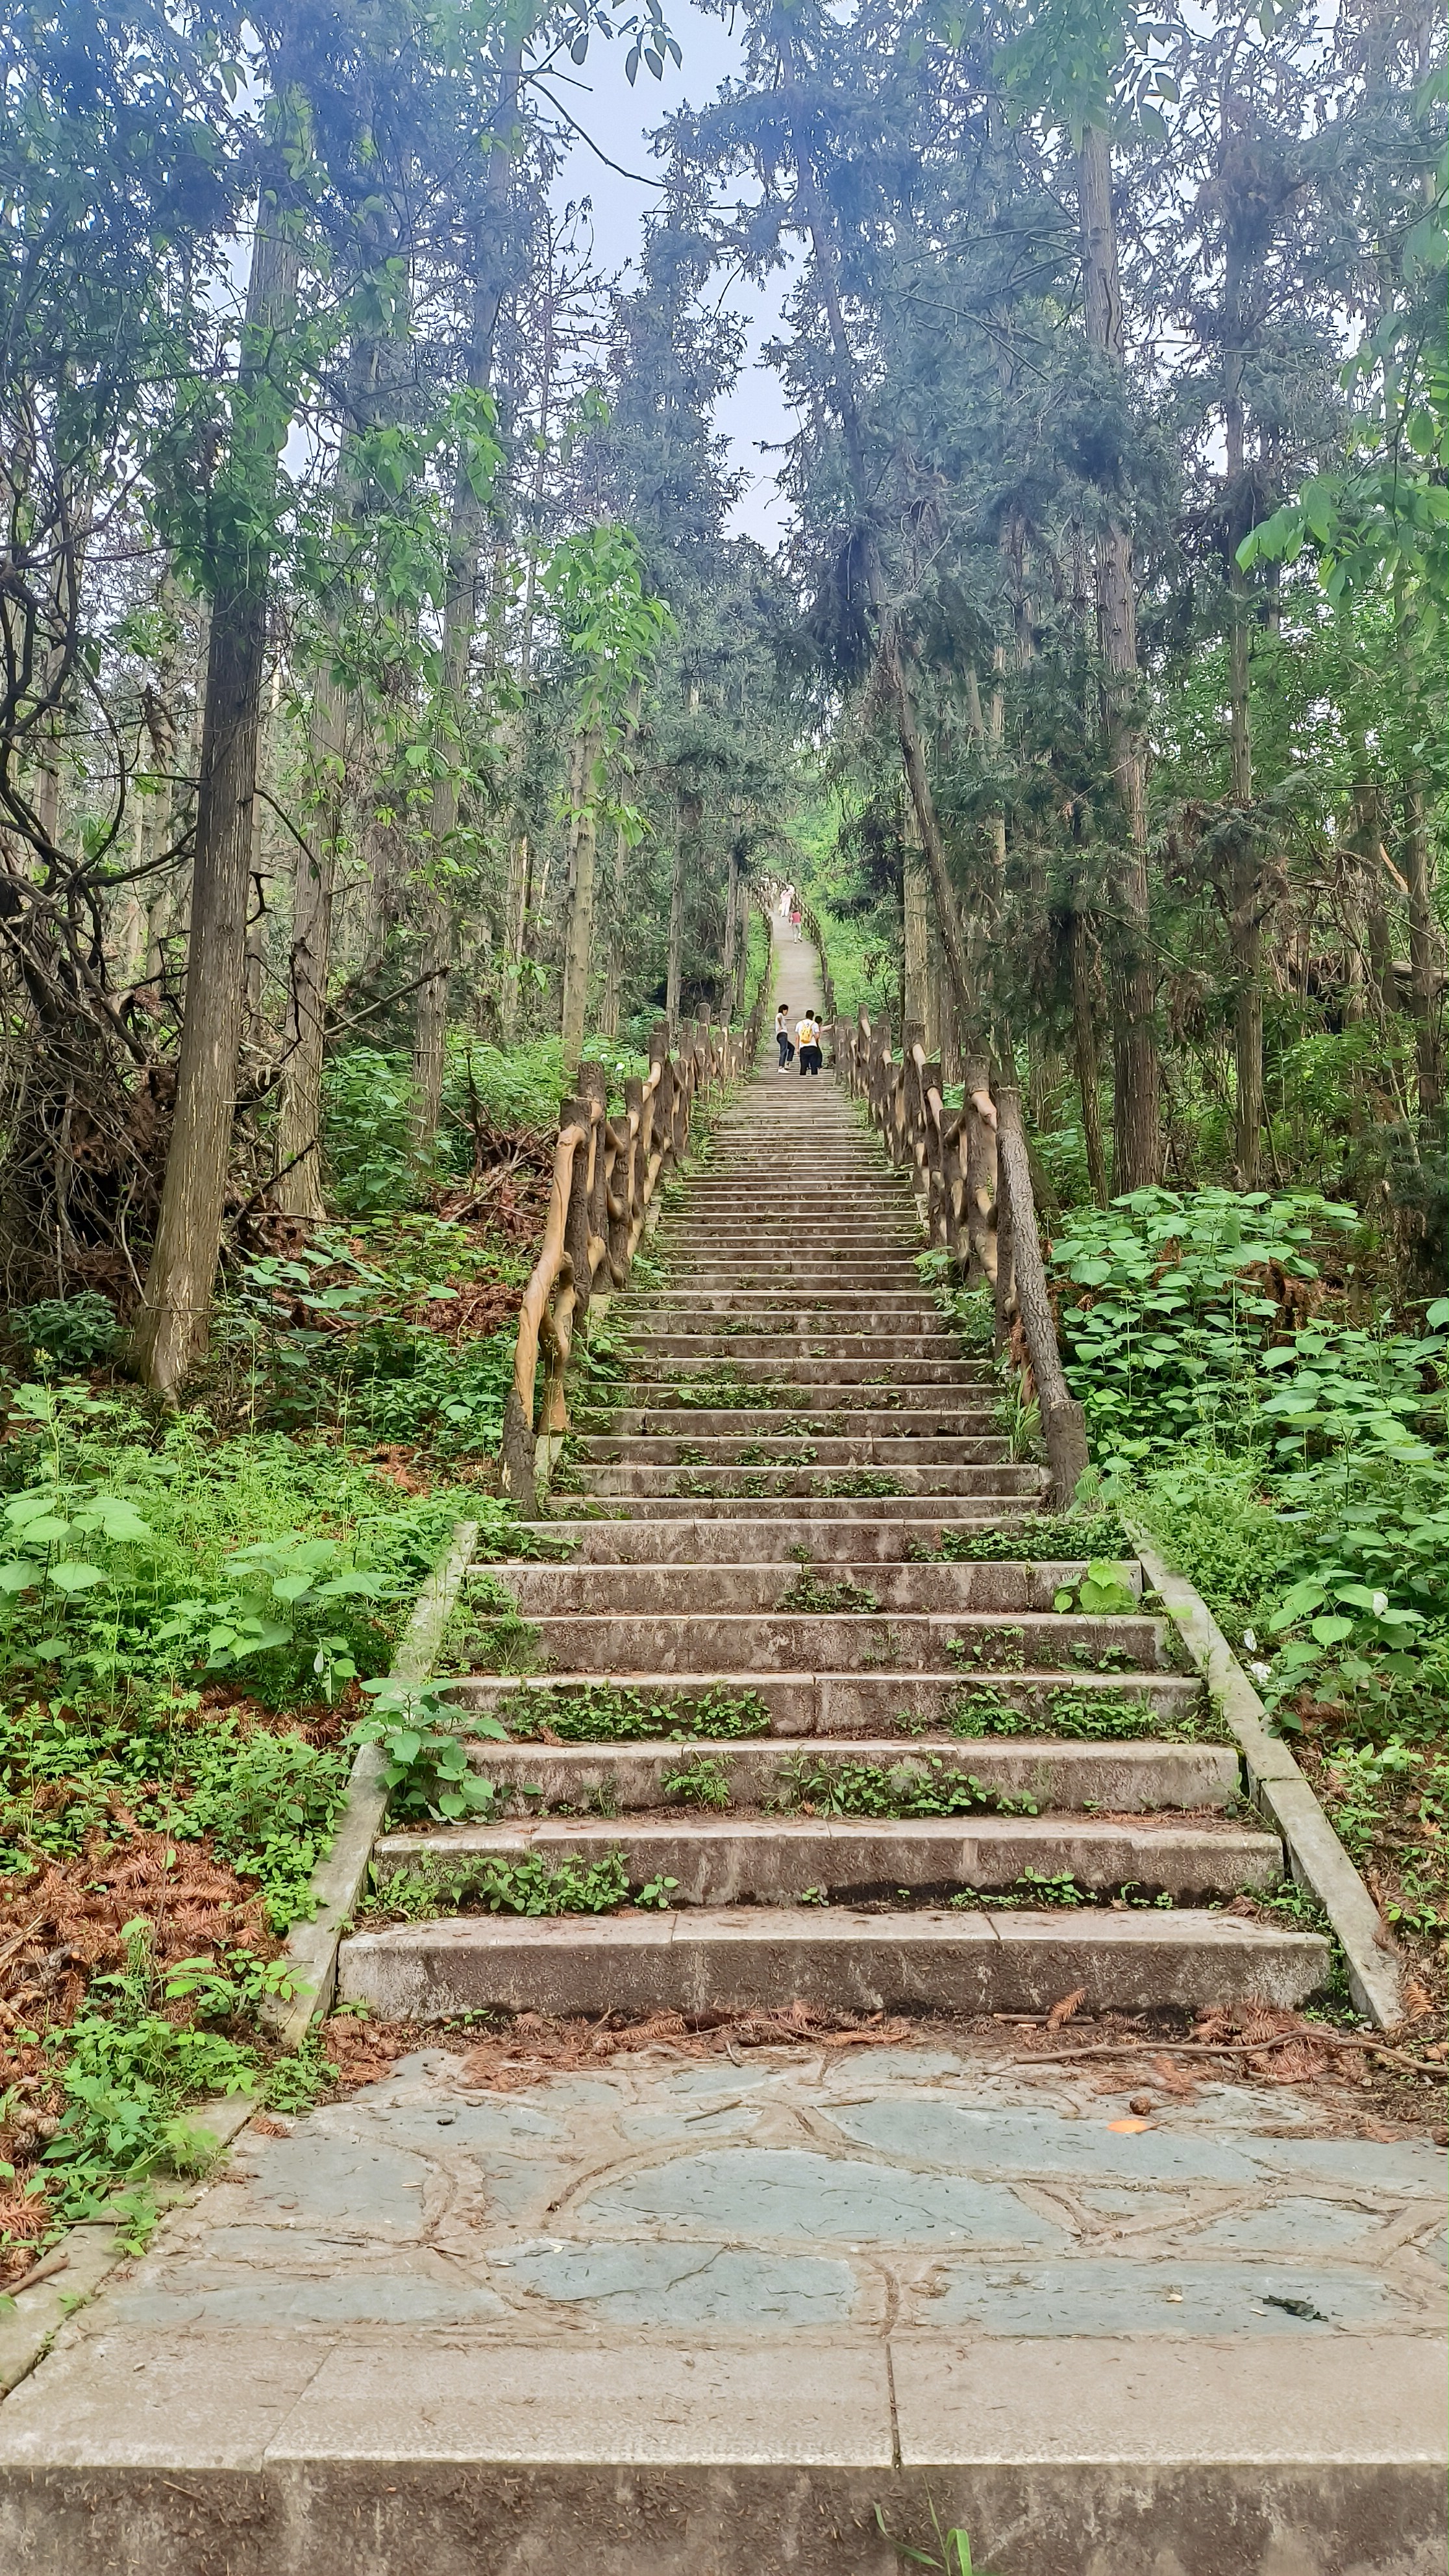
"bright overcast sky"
543,3,796,547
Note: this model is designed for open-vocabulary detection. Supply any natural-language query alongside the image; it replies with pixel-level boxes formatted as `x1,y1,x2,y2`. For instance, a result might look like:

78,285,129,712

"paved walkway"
1,2033,1443,2571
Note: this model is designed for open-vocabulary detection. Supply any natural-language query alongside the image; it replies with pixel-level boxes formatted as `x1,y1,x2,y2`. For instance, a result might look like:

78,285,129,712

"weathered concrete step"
580,1463,1032,1498
372,1814,1283,1906
471,1559,1142,1616
652,1266,932,1288
501,1515,1048,1563
580,1492,1046,1522
626,1308,943,1329
337,1905,1330,2020
608,1406,998,1437
632,1356,993,1386
580,1435,1010,1468
471,1607,1166,1677
619,1350,969,1370
455,1733,1238,1813
449,1667,1204,1735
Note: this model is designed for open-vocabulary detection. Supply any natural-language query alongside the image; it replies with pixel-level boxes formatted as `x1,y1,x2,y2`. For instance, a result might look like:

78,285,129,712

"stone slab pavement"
1,2038,1444,2575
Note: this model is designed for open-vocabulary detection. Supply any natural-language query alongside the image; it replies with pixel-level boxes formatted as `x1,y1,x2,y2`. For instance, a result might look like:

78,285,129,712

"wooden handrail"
834,1009,1089,1508
499,919,773,1515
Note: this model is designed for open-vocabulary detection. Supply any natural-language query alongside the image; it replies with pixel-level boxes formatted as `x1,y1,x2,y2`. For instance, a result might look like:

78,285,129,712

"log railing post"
995,1083,1089,1507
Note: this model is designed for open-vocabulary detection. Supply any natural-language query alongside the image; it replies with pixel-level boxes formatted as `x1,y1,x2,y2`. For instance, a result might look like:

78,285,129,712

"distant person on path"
797,1011,823,1076
775,1004,795,1069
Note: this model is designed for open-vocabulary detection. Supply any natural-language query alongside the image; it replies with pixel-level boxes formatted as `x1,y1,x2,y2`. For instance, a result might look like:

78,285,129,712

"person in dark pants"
796,1011,823,1075
775,1005,795,1069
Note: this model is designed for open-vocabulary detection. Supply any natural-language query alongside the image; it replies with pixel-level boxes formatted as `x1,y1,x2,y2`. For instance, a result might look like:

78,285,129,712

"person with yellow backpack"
796,1011,823,1076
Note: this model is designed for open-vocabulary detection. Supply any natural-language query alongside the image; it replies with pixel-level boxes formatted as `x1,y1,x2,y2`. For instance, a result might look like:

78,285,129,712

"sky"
539,4,797,547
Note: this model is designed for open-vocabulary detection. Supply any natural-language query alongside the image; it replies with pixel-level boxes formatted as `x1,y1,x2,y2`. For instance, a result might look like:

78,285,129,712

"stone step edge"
335,1905,1332,2021
371,1813,1285,1901
450,1735,1239,1808
444,1666,1206,1714
1132,1524,1404,2030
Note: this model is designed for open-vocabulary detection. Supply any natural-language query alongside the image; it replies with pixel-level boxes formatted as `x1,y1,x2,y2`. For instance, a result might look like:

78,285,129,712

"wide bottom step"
337,1905,1329,2020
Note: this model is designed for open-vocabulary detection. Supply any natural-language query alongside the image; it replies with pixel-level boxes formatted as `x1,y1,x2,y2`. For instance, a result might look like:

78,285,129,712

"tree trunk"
1404,786,1444,1138
1077,123,1159,1190
902,807,932,1039
275,667,343,1219
723,836,739,1008
776,56,982,1049
1070,902,1109,1205
412,37,523,1145
130,202,300,1399
499,827,530,1040
558,724,602,1079
665,810,687,1039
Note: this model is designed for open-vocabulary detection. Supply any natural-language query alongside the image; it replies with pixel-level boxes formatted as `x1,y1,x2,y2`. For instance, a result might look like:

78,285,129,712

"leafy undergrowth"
0,1091,569,2273
1028,1183,1447,2034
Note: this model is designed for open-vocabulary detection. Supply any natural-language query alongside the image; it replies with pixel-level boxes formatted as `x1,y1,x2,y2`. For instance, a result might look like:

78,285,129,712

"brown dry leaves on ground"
0,1825,269,2044
0,1826,275,2273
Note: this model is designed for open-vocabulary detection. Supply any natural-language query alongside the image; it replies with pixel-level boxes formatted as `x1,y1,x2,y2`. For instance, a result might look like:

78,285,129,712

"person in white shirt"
775,1005,795,1069
796,1011,823,1076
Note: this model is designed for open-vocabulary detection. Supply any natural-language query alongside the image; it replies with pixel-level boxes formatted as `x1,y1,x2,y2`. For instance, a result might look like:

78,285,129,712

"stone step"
632,1292,945,1317
579,1435,1011,1468
499,1515,1049,1563
448,1666,1204,1735
467,1606,1166,1678
578,1462,1033,1498
574,1491,1048,1521
452,1733,1239,1813
630,1356,995,1386
469,1559,1141,1616
371,1813,1283,1907
613,1350,974,1370
652,1265,932,1287
606,1406,998,1436
336,1905,1331,2020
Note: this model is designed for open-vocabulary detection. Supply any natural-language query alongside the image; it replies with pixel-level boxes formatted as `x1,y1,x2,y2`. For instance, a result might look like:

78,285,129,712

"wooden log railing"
834,1009,1090,1509
500,973,770,1517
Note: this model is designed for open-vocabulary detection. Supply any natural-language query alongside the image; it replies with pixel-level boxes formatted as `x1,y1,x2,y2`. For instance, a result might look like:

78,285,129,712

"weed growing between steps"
777,1571,881,1614
948,1870,1177,1911
773,1753,1039,1820
662,1754,734,1807
364,1849,634,1922
908,1514,1132,1561
496,1681,773,1742
946,1687,1232,1744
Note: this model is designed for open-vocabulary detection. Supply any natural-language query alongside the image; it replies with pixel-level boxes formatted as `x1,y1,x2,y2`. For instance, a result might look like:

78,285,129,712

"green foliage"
35,1920,281,2229
777,1570,880,1613
662,1754,733,1808
1052,1561,1137,1616
0,1387,467,1708
370,1848,632,1918
949,1687,1226,1742
1052,1186,1361,1468
168,1726,350,1932
9,1294,120,1367
320,1050,420,1217
501,1681,771,1742
909,1513,1132,1561
351,1676,506,1824
776,1754,1037,1819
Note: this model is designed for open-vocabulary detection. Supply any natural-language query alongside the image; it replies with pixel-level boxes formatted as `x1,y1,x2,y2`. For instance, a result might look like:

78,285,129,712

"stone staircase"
338,1058,1330,2025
